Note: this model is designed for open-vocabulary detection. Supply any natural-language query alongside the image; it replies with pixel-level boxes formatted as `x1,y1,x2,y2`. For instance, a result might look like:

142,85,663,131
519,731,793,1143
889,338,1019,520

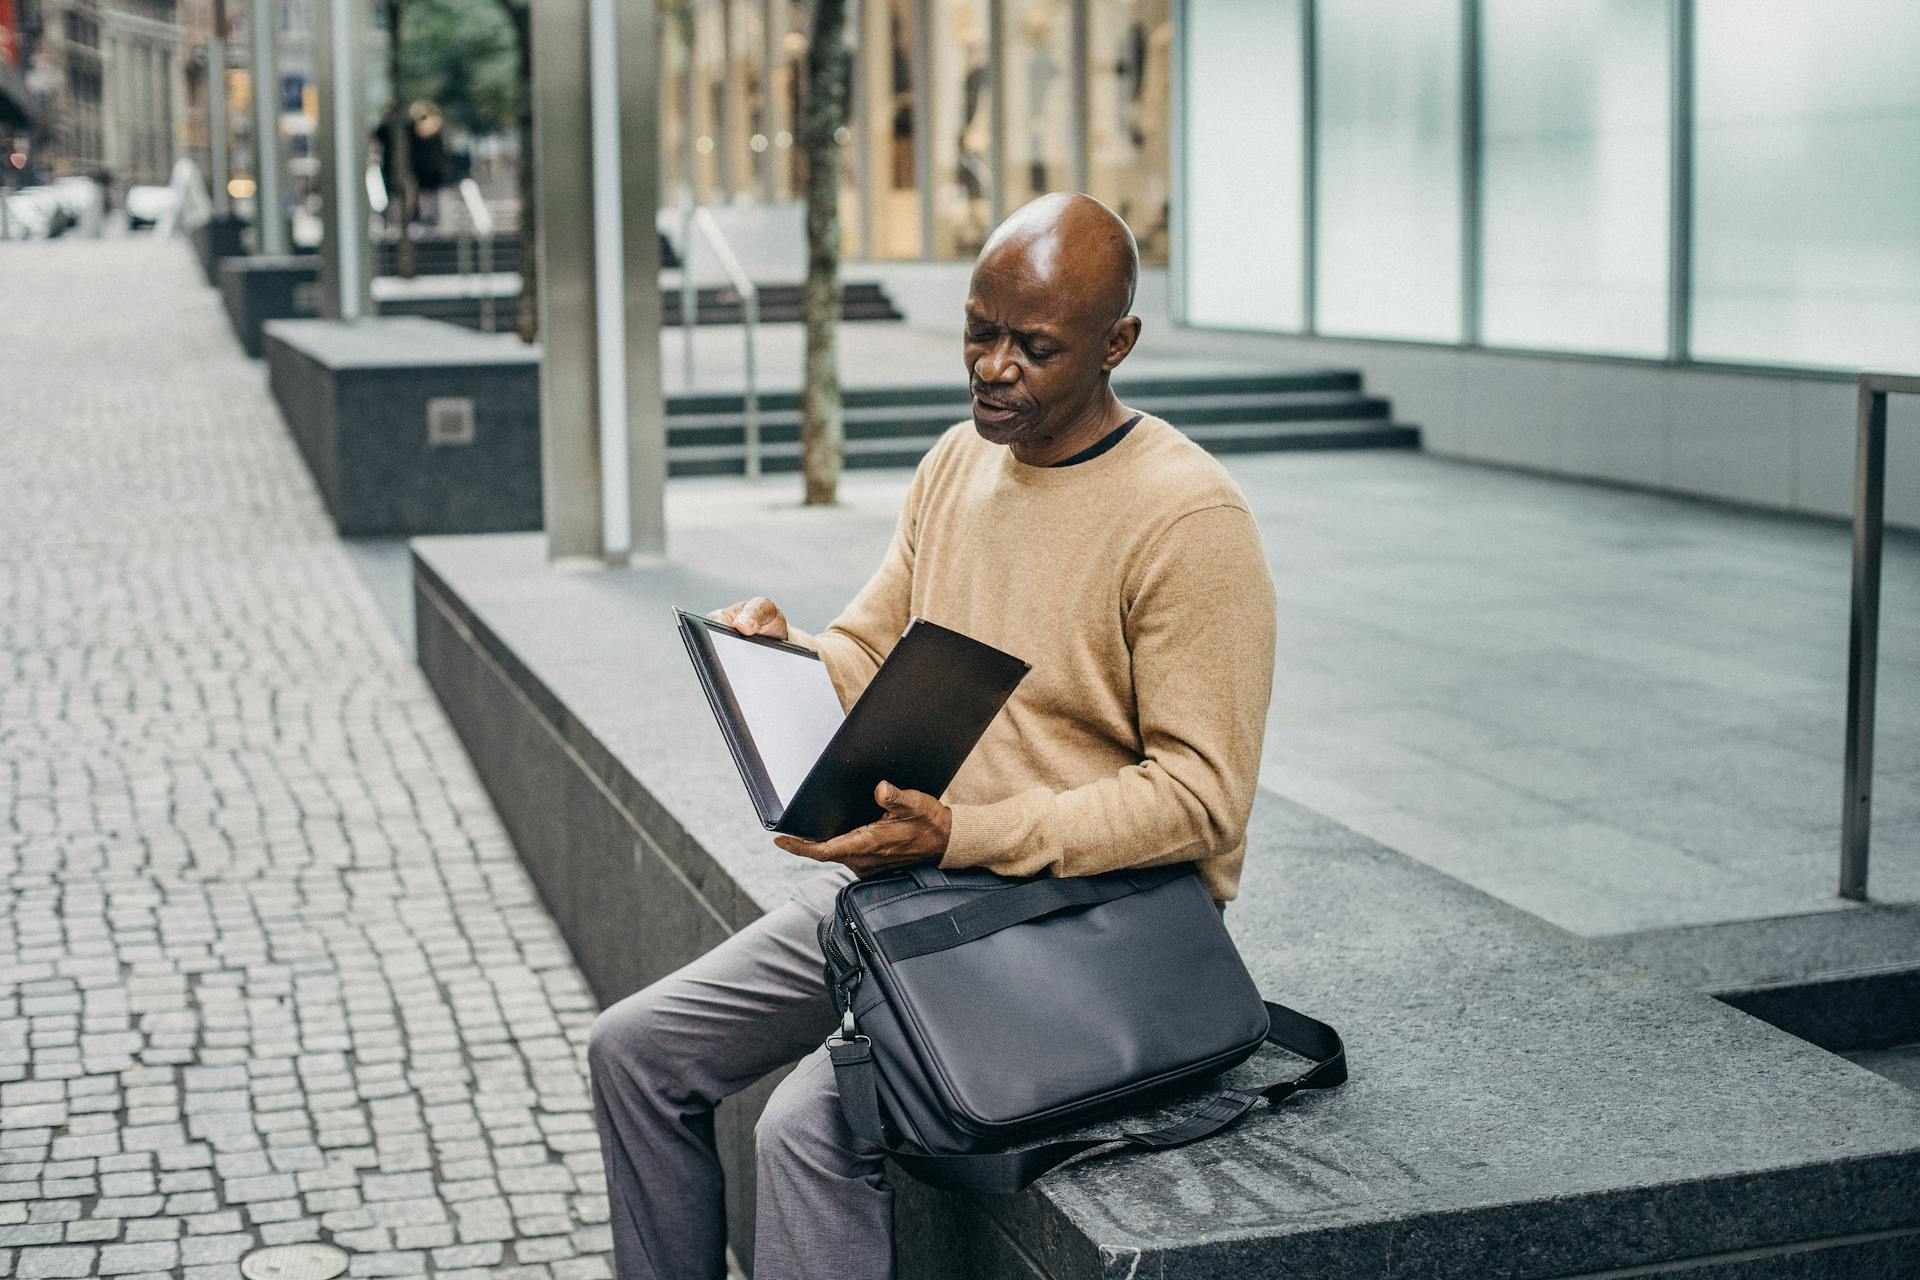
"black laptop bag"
818,861,1346,1194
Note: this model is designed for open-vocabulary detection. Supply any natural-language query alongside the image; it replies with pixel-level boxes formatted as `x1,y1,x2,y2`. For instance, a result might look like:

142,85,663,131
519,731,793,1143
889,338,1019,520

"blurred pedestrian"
409,101,448,230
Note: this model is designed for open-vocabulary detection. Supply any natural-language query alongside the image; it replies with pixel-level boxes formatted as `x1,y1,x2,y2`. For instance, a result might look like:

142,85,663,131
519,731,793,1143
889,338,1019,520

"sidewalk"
0,240,611,1277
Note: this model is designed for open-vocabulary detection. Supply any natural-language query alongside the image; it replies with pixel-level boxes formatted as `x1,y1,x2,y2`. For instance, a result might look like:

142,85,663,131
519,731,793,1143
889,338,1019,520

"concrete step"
666,418,1420,476
1843,1042,1920,1091
664,369,1418,473
1604,904,1920,1095
665,368,1364,415
664,391,1397,443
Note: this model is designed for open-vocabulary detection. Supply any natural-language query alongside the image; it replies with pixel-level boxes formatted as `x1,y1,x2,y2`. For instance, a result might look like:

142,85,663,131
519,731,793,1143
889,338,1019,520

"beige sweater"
791,415,1276,902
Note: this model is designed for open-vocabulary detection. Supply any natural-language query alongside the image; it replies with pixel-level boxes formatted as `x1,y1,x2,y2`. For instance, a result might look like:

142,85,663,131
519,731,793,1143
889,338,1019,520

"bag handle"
826,999,1346,1196
867,863,1191,963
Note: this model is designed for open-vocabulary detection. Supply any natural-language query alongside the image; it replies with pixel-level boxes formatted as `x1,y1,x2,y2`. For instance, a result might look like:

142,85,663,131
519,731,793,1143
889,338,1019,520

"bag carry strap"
868,863,1191,963
826,999,1346,1196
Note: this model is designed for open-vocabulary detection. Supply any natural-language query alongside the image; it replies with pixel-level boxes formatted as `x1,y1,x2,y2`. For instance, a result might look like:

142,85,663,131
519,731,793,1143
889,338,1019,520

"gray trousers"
588,865,1226,1279
588,867,882,1280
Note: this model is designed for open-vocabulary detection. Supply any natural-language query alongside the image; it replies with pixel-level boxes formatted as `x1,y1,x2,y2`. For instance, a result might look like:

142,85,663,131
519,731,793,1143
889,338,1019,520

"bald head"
976,193,1139,328
962,193,1145,465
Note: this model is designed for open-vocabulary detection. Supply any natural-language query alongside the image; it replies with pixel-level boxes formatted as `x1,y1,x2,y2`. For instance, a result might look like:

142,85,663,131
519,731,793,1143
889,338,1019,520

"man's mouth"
972,396,1022,423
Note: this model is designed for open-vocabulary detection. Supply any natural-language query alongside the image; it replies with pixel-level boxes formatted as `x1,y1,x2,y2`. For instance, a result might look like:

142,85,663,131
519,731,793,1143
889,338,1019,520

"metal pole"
1840,381,1889,901
986,0,1004,225
619,0,668,560
314,0,371,320
914,0,933,256
1302,0,1318,331
533,0,607,561
1668,0,1693,362
742,289,760,481
761,0,779,201
681,12,699,384
207,37,231,216
681,200,698,383
1069,0,1088,193
250,0,288,254
1459,0,1481,346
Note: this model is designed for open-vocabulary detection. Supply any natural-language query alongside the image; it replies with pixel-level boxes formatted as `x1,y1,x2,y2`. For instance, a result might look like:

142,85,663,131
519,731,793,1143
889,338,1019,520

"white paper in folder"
704,628,846,808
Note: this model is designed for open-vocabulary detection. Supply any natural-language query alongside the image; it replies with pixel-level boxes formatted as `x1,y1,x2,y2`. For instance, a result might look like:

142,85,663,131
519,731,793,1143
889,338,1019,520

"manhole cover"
239,1244,351,1280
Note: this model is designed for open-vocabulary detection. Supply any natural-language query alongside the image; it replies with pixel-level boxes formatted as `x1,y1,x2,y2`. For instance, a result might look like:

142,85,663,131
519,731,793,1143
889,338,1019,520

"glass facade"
660,0,1173,264
1175,0,1920,373
1480,0,1670,356
1315,0,1463,343
1692,0,1920,369
1182,0,1305,331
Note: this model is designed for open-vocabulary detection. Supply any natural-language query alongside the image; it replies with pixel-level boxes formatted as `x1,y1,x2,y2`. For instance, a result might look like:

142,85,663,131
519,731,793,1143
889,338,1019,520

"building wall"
1175,0,1920,531
1198,334,1920,531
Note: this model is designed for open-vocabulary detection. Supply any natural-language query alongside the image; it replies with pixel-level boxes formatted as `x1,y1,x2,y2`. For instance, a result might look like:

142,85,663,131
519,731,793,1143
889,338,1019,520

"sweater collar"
998,414,1160,488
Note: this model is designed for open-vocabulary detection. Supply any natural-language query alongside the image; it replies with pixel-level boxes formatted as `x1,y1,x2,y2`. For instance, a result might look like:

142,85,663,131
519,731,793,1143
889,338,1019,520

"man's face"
963,253,1113,449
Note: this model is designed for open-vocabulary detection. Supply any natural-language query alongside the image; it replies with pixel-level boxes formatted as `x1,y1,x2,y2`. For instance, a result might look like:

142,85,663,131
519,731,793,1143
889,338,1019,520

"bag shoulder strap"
826,999,1345,1196
866,863,1190,963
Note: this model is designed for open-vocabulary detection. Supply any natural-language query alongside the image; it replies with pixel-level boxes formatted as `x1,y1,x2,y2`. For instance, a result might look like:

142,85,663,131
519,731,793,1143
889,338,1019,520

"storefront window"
930,0,992,258
861,0,921,256
1087,0,1172,264
1000,0,1073,212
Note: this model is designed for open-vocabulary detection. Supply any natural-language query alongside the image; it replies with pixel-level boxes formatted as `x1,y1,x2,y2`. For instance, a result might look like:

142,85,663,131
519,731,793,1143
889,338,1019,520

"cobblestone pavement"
0,241,611,1277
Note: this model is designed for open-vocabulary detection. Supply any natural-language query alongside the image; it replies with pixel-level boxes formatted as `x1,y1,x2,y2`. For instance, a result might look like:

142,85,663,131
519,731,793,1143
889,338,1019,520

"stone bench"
222,254,320,358
410,530,1920,1279
263,317,541,536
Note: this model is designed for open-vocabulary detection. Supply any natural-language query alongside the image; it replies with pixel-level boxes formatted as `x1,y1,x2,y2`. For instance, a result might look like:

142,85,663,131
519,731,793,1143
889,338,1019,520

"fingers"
776,825,881,863
709,596,783,637
875,781,934,819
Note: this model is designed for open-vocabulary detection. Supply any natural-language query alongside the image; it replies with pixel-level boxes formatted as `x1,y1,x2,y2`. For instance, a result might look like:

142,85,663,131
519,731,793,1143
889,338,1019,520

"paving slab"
0,238,611,1276
413,528,1920,1279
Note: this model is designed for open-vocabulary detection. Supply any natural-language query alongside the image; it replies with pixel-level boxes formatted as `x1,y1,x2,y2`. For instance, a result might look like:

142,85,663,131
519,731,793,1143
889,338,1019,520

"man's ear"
1102,315,1142,373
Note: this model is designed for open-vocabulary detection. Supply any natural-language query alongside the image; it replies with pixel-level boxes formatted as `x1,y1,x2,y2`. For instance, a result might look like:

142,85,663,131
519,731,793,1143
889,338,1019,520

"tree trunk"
508,3,537,343
385,0,416,278
798,0,849,506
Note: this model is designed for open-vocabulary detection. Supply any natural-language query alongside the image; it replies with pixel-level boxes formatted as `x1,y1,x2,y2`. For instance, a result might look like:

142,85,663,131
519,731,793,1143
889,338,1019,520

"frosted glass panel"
1315,0,1462,341
1182,0,1304,330
1481,0,1670,356
1693,0,1920,369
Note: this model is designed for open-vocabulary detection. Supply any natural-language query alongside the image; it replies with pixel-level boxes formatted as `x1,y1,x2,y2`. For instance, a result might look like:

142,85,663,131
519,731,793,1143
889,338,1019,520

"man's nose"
974,337,1020,385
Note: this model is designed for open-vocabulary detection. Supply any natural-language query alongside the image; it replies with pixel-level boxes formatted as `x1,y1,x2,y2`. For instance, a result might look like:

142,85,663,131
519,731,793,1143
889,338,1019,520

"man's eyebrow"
963,311,1063,344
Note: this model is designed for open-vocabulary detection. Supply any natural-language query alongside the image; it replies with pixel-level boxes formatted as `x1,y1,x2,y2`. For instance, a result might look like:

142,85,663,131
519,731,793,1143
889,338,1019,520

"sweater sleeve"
938,504,1276,882
801,459,926,710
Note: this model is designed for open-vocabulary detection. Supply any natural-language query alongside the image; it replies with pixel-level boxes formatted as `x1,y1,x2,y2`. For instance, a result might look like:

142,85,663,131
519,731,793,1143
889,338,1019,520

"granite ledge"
411,529,1920,1279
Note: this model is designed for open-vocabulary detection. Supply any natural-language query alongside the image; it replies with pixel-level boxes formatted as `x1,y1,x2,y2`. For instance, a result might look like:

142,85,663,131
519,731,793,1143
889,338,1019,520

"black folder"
676,608,1030,840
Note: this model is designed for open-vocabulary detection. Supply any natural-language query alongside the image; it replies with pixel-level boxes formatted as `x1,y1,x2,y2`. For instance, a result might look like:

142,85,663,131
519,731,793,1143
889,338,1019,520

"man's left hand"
774,782,951,875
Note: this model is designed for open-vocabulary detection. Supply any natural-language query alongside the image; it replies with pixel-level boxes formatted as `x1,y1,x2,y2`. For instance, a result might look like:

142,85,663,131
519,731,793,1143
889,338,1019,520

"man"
589,193,1276,1280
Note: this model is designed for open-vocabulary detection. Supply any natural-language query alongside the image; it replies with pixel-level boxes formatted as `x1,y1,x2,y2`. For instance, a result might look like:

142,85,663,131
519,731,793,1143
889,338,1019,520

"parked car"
1,185,64,239
123,184,180,231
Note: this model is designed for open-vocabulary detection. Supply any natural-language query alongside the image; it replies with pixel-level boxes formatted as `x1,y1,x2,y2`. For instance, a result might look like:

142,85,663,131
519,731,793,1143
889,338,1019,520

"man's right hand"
708,596,789,641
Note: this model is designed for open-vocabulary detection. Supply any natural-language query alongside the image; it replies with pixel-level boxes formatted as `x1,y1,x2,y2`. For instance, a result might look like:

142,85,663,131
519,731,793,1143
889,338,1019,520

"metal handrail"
456,177,497,333
1840,370,1920,901
681,205,763,480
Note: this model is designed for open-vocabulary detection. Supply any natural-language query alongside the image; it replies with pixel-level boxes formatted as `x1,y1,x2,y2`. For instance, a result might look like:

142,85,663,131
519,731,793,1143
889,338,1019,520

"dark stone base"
190,215,248,288
263,317,542,536
410,531,1920,1279
221,256,320,358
